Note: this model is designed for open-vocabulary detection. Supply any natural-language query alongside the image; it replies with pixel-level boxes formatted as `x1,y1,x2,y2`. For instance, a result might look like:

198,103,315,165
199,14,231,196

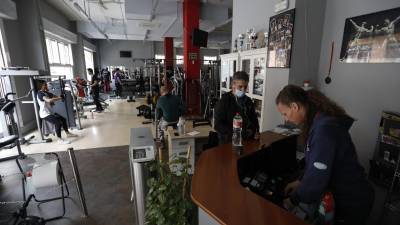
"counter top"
166,122,212,140
191,131,308,225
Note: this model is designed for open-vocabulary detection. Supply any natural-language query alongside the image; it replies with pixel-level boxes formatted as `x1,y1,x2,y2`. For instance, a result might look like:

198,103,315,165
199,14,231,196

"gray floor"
1,145,394,225
0,146,135,225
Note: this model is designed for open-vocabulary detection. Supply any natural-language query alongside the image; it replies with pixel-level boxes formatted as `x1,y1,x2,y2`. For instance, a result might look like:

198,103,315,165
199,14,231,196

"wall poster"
267,9,295,68
340,7,400,63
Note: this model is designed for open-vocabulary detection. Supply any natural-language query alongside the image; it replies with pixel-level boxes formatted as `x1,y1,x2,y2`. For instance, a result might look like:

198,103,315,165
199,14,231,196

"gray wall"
98,40,157,70
289,0,326,85
317,0,400,168
39,0,75,32
72,34,86,78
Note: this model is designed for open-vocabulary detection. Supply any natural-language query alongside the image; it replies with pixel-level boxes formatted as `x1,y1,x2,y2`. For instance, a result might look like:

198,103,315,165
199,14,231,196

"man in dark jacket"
89,68,103,112
214,71,259,144
156,86,185,140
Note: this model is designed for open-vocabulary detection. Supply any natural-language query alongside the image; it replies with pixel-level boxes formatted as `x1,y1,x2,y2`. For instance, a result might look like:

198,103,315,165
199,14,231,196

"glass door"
253,57,266,96
221,60,229,88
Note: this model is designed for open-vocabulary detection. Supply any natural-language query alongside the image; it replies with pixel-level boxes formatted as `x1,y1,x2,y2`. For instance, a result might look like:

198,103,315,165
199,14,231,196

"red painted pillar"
163,37,174,90
183,0,200,116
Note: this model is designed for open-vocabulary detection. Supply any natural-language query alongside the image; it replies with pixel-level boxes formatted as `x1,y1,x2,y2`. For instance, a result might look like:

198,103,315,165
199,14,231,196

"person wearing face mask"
214,71,259,144
276,85,374,225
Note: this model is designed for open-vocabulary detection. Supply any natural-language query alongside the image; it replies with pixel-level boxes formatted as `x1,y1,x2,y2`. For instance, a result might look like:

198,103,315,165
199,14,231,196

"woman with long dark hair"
275,85,374,225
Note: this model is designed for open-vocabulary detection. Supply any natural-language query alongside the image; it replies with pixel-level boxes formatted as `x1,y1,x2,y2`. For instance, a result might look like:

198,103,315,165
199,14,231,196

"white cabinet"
219,48,288,132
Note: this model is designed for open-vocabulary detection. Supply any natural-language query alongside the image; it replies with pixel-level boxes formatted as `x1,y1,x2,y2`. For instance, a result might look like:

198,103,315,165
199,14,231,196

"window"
45,38,74,79
84,49,94,81
0,24,10,98
203,56,217,65
176,55,184,65
155,54,165,64
155,54,165,60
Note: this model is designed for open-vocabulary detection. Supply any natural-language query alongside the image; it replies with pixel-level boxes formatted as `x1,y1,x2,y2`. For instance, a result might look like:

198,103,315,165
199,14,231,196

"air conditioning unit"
139,21,161,30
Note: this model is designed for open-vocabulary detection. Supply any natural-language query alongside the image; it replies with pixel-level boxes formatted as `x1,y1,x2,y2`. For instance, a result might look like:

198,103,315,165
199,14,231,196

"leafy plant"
145,156,196,225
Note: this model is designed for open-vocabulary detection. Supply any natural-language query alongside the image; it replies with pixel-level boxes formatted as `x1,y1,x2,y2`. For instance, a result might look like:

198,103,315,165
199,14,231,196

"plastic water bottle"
232,112,243,147
177,117,185,135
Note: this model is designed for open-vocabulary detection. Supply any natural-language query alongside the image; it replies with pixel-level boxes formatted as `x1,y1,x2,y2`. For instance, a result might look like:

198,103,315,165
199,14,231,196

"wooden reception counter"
191,131,308,225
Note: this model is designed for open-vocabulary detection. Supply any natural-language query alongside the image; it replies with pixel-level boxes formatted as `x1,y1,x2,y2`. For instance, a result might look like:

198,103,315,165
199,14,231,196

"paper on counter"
187,131,200,136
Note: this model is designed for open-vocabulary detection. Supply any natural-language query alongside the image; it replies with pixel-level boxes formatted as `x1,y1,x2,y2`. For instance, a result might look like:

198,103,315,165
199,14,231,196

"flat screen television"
120,51,132,58
192,28,208,47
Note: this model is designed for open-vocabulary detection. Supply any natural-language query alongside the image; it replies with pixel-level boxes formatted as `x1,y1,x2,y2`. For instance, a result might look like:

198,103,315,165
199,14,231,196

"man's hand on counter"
283,198,295,211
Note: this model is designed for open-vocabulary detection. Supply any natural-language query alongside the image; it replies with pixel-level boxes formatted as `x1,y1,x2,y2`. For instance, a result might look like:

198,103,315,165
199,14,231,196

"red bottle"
318,192,334,225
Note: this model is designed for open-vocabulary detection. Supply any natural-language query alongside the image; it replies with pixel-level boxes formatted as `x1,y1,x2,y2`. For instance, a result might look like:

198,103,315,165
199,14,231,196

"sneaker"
66,133,78,138
58,139,71,144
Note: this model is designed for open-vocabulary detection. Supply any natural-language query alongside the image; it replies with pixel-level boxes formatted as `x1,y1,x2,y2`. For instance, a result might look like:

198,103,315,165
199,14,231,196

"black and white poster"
267,9,295,68
340,7,400,63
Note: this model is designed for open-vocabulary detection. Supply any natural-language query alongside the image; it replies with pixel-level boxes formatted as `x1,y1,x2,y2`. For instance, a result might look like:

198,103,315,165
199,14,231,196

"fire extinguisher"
318,192,335,225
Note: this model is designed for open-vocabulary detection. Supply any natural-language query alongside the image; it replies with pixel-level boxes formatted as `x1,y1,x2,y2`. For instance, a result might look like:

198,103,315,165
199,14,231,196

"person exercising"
37,80,77,144
156,86,185,141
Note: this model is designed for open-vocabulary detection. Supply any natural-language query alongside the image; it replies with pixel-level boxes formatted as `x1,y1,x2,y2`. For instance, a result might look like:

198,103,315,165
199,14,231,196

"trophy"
245,28,257,50
264,31,269,47
238,33,245,52
233,38,238,52
250,29,257,49
245,29,252,50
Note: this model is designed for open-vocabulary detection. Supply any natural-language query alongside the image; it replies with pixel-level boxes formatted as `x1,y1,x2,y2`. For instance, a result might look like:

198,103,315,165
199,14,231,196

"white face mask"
235,89,245,98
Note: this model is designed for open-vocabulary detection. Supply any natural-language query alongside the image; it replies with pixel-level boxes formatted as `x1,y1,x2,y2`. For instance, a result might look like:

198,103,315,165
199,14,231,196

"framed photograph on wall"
267,9,295,68
340,7,400,63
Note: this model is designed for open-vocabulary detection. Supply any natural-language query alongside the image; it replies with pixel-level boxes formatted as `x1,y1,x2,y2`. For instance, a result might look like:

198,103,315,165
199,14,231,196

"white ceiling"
46,0,232,48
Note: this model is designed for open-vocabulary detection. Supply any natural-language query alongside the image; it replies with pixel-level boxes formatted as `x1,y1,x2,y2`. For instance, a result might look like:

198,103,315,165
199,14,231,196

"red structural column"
163,37,174,90
183,0,200,116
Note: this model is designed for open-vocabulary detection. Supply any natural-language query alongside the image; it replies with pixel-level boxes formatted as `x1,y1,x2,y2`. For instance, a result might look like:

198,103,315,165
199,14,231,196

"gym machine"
0,69,82,144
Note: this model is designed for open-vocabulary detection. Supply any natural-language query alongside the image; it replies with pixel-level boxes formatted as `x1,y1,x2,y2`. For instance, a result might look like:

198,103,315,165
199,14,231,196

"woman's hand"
284,180,301,196
254,132,260,140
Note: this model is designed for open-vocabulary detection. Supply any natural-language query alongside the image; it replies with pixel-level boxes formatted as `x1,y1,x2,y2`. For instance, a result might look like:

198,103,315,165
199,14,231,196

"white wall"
317,0,400,168
98,40,157,70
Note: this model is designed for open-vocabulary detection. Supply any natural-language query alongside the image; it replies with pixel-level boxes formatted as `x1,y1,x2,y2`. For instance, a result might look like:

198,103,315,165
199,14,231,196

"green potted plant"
145,154,196,225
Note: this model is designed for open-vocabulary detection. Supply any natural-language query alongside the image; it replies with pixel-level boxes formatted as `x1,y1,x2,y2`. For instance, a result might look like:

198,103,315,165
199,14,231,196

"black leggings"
93,92,103,111
44,114,68,138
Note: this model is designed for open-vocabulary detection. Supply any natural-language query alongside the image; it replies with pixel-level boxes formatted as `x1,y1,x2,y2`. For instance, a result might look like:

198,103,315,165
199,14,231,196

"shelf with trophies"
219,28,289,132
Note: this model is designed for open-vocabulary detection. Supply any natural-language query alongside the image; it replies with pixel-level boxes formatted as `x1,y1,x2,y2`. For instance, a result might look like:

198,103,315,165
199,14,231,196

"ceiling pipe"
150,0,160,21
73,2,111,42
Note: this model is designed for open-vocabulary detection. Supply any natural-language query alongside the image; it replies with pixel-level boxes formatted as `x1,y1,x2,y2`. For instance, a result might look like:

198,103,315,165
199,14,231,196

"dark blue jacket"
291,113,373,212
